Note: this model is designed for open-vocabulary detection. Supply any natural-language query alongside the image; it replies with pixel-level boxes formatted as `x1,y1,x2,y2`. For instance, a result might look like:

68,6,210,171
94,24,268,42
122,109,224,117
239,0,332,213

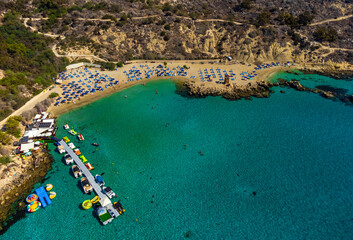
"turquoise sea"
2,72,353,239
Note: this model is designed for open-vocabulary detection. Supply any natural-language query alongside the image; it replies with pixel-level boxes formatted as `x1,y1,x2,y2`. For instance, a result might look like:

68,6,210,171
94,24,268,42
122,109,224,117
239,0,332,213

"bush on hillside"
0,156,11,165
313,26,338,42
49,92,59,98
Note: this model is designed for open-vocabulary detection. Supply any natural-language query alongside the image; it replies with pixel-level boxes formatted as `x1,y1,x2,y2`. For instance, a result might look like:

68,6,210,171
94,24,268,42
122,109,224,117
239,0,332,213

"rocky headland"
0,148,53,234
180,76,351,104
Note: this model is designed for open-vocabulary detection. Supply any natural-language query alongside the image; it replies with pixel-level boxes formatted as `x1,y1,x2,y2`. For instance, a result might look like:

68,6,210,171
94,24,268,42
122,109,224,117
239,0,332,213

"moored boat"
85,162,94,171
69,129,77,135
102,186,116,199
92,143,99,147
64,154,73,165
63,136,70,143
78,134,84,141
74,148,81,156
79,155,87,163
63,124,69,130
80,177,93,194
95,174,105,187
96,206,113,225
72,165,82,178
113,201,125,214
68,142,76,149
57,145,65,154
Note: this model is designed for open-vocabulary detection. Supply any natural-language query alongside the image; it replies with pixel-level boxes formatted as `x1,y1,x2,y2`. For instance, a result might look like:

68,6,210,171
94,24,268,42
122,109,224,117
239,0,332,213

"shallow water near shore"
2,76,353,239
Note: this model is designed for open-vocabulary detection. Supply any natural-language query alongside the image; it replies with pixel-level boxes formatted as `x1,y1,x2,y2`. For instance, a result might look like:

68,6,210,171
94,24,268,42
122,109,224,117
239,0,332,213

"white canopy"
20,142,35,152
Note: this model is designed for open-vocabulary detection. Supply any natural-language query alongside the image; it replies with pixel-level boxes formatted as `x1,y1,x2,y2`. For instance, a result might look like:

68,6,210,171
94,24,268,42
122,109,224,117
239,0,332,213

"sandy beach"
49,60,288,117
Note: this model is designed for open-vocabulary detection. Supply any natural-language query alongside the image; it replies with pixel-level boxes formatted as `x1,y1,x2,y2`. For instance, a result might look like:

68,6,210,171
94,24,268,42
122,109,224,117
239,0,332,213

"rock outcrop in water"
0,148,53,234
180,78,348,104
184,81,276,100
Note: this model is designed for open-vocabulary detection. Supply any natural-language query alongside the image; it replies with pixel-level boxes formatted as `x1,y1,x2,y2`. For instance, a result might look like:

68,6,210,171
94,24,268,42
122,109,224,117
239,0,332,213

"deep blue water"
2,74,353,240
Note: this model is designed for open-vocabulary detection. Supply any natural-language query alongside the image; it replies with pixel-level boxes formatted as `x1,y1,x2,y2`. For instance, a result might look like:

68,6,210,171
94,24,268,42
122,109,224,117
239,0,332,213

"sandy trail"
309,14,353,26
0,87,58,127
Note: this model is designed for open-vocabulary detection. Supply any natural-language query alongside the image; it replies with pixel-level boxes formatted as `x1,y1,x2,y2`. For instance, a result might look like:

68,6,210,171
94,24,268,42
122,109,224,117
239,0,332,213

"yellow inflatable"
82,200,92,210
46,184,53,191
49,191,56,199
91,196,100,204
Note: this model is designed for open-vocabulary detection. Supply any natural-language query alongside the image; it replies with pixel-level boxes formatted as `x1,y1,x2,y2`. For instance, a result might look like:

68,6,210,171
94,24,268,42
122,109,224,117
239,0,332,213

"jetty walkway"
58,139,120,218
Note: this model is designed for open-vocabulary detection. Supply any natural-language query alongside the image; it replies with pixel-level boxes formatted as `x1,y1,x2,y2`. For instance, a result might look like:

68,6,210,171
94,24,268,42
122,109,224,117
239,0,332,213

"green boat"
68,129,77,136
96,207,113,225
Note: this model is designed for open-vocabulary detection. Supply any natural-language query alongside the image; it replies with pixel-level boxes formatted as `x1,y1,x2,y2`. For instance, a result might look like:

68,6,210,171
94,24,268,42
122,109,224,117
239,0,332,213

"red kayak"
92,143,99,147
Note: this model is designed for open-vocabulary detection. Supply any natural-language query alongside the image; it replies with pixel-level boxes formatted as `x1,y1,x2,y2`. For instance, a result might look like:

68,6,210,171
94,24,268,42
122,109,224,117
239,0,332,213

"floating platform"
35,187,52,208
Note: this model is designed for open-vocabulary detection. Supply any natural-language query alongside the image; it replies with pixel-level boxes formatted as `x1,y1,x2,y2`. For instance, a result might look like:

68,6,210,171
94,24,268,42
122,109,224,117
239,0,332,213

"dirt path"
23,18,65,39
22,14,353,63
51,44,107,62
309,14,353,26
0,87,58,127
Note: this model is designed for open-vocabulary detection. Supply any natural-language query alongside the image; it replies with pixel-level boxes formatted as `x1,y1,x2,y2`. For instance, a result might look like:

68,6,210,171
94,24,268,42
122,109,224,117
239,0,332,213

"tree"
256,10,271,27
298,11,314,26
0,156,11,165
239,0,253,10
278,12,298,28
5,116,22,138
313,27,338,42
49,92,59,98
0,131,11,145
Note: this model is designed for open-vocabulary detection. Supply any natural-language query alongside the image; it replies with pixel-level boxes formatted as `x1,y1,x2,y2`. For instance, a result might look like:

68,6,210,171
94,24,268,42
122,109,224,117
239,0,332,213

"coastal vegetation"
5,116,22,138
49,92,59,98
0,12,68,121
22,0,349,65
313,26,338,42
0,132,11,145
0,156,11,165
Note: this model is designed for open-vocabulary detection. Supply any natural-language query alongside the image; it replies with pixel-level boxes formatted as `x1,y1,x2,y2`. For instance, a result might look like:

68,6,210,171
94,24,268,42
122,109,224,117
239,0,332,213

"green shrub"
49,92,59,98
0,156,11,165
116,62,124,68
313,27,338,42
102,14,117,22
0,131,11,145
99,62,116,71
239,0,253,10
5,116,22,138
256,10,271,27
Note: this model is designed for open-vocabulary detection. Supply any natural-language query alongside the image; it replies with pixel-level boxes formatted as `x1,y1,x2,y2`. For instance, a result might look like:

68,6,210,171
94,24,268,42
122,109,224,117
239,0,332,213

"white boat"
68,142,76,149
64,124,69,130
69,129,77,136
57,145,65,154
80,177,93,194
71,165,82,178
77,134,84,141
102,186,116,199
64,154,73,165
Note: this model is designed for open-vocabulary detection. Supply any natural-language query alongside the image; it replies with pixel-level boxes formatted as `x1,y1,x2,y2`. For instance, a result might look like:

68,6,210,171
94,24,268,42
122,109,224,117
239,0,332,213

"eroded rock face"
183,81,274,100
179,77,349,104
0,150,53,233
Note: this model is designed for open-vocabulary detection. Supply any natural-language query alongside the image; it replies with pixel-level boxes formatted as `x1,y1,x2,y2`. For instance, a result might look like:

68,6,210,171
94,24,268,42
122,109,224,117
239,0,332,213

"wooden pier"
58,139,120,219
